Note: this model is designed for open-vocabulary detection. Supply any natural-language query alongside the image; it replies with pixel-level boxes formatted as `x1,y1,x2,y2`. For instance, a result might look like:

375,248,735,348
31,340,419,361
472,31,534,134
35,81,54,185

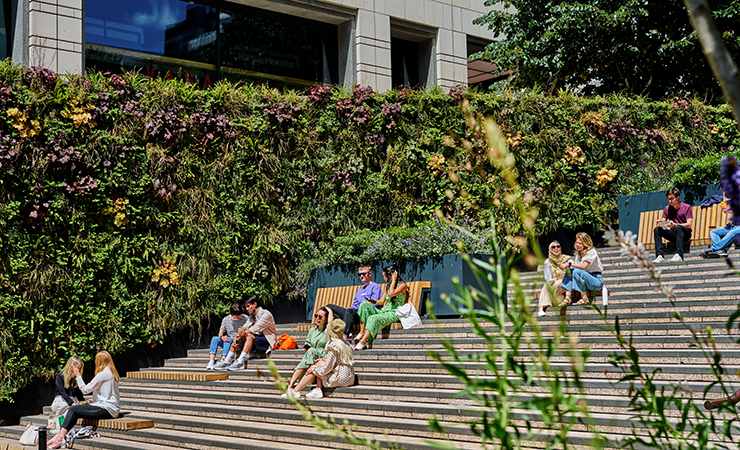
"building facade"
2,0,496,91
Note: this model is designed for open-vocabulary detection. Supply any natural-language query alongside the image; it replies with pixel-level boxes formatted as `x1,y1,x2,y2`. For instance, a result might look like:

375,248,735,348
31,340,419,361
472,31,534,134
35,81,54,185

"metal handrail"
705,388,740,410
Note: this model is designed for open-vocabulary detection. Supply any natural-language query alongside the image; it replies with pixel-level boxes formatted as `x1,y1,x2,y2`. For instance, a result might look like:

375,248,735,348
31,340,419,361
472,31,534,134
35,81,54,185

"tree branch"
683,0,740,131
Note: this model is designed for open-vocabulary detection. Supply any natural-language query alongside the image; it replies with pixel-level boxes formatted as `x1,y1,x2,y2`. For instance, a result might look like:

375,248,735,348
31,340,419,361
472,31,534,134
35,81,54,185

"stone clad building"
2,0,499,91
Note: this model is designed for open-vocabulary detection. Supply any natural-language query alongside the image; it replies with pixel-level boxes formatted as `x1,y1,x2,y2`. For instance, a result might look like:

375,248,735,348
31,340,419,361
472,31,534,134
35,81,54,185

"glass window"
391,38,420,89
0,0,8,60
85,0,338,88
218,6,337,85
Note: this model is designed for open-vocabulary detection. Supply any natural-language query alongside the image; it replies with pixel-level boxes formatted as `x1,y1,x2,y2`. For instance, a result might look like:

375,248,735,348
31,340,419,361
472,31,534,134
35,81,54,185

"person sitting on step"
325,264,383,340
701,199,740,258
207,303,247,370
653,187,693,263
537,240,572,317
50,356,85,423
560,232,604,306
283,318,355,399
46,351,120,450
285,307,328,391
225,297,277,370
353,264,408,351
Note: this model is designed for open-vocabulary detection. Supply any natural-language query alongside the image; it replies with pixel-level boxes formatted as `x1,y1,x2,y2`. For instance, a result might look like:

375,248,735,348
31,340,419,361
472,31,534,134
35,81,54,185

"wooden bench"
126,371,228,381
79,416,154,430
638,203,730,250
298,281,431,332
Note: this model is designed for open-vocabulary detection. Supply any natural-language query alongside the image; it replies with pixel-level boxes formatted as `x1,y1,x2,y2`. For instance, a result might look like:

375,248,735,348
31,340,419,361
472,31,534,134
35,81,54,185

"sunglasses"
314,314,326,319
359,272,370,277
552,245,561,249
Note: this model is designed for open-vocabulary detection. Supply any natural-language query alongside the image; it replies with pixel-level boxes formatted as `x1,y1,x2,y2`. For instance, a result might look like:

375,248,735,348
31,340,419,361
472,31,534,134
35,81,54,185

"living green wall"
0,61,738,402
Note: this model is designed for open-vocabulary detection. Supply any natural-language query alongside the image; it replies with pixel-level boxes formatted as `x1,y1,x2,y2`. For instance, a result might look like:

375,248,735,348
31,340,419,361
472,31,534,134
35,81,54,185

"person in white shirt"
46,350,120,449
226,297,277,370
560,232,604,306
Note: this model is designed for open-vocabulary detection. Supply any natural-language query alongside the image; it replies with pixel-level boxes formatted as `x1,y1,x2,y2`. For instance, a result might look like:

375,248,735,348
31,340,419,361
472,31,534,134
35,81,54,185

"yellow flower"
562,146,585,164
595,167,618,187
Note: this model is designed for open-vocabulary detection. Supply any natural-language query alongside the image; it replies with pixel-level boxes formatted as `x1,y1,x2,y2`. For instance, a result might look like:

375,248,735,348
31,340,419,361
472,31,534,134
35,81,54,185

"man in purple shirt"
653,187,693,262
325,265,383,339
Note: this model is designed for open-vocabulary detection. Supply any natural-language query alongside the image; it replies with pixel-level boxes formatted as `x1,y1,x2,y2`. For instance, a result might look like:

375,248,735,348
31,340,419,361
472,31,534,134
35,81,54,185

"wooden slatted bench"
299,281,431,332
80,416,154,430
126,371,228,381
638,203,730,250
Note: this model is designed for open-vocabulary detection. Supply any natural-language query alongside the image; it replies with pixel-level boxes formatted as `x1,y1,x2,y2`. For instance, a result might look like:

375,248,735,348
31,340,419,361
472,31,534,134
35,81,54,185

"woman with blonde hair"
284,319,355,400
537,241,572,316
50,356,85,419
46,351,121,449
560,232,604,306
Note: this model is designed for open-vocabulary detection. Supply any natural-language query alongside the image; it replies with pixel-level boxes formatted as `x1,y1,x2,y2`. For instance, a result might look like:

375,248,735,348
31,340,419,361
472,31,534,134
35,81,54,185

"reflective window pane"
219,7,337,85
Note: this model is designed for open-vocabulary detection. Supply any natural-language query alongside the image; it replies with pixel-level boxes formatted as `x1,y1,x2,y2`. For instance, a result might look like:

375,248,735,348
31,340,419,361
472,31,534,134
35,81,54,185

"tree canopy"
474,0,740,100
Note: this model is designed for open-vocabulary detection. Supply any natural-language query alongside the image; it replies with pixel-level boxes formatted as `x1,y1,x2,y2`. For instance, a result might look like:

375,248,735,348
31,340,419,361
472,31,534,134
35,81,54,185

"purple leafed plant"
721,156,740,225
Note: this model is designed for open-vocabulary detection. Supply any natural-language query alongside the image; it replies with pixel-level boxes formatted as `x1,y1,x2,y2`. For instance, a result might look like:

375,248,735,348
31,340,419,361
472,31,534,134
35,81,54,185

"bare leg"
358,329,371,346
316,377,324,390
293,373,316,393
288,368,305,389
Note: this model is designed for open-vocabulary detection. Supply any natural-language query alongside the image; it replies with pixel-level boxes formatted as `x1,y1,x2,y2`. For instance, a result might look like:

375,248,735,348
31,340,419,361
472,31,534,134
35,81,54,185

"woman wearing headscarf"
283,319,355,400
537,241,572,316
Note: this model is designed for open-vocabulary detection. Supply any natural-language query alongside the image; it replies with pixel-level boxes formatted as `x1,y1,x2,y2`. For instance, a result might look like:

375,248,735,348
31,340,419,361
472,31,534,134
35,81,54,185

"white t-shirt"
574,248,603,274
76,366,120,417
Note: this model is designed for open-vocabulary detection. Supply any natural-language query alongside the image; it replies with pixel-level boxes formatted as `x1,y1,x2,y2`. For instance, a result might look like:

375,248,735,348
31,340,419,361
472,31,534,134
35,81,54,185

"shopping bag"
395,303,423,329
19,423,37,445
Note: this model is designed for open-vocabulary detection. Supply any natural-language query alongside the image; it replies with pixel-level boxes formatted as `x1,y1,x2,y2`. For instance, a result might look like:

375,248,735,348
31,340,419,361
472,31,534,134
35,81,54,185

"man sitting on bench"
325,265,382,340
653,187,693,263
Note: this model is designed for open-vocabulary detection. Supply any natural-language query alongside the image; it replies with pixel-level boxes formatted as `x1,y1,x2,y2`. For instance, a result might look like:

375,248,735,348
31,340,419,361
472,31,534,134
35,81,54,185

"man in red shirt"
653,187,693,262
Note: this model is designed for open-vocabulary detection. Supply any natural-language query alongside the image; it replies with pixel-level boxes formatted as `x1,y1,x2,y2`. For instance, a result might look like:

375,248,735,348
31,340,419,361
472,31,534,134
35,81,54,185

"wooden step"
126,371,227,381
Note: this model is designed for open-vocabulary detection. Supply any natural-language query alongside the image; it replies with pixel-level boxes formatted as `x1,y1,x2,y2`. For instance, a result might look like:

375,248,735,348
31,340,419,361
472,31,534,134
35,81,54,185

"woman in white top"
47,350,121,449
560,232,604,306
537,241,572,316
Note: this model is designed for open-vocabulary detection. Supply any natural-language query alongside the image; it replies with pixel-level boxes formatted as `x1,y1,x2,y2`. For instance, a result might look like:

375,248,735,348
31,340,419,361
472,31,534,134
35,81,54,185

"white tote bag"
395,302,423,329
19,423,37,445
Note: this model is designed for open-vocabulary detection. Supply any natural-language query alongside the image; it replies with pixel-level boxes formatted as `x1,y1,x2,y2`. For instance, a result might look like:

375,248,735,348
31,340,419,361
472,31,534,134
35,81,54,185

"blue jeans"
709,225,740,251
561,269,603,294
209,336,233,356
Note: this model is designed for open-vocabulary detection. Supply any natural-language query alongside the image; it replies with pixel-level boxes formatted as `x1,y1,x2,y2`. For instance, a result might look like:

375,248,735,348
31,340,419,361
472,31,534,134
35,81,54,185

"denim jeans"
709,225,740,251
654,225,691,257
209,335,233,356
561,269,603,294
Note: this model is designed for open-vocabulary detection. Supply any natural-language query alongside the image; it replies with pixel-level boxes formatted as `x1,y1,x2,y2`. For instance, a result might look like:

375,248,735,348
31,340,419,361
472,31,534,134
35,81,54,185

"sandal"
560,297,572,306
574,298,591,306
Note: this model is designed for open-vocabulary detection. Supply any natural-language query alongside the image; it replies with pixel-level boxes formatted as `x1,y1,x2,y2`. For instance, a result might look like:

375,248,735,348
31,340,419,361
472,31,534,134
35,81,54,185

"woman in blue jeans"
560,232,603,306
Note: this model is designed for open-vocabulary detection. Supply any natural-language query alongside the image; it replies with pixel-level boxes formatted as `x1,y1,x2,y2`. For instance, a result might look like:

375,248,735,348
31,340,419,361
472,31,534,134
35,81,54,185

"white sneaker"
653,255,665,263
537,310,547,317
205,362,215,370
280,389,299,399
670,253,683,262
305,388,323,399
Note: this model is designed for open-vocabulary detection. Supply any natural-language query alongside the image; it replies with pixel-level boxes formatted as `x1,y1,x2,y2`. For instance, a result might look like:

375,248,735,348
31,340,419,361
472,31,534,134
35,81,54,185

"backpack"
275,333,297,350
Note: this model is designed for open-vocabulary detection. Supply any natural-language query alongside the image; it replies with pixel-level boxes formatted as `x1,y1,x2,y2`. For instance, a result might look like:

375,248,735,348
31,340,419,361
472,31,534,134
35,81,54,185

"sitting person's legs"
48,404,112,447
706,226,740,253
571,269,604,305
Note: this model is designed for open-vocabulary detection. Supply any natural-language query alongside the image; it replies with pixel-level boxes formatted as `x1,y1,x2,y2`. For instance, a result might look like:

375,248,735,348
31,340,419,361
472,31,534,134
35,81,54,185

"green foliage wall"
0,61,737,401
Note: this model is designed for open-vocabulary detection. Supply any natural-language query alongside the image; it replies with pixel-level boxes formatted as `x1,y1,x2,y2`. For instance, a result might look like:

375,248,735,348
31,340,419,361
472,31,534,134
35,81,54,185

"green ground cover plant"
0,59,739,402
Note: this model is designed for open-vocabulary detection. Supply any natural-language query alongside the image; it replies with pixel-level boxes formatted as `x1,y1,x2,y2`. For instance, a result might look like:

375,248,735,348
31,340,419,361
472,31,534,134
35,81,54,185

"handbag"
47,414,64,435
19,423,37,445
395,302,423,329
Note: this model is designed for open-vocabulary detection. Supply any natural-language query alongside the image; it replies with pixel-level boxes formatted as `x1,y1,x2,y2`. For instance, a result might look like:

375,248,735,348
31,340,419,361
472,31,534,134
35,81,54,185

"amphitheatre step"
126,371,228,381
